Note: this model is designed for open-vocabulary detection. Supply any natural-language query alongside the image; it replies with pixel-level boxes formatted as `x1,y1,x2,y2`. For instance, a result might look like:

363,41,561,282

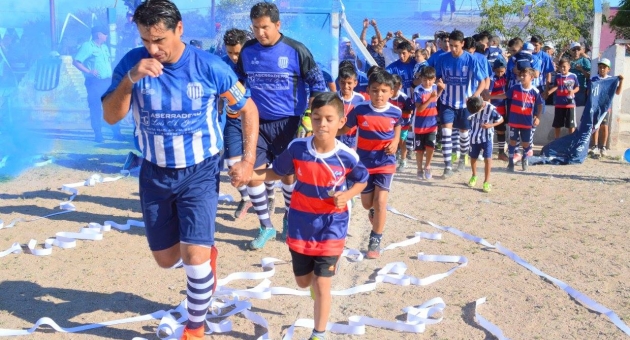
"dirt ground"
1,126,629,339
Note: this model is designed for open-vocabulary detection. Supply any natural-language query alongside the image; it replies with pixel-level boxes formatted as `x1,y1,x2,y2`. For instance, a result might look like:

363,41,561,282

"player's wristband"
127,70,137,84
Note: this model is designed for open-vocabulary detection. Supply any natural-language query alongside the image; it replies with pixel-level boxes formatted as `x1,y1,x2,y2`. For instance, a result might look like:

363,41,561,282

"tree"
610,0,630,39
478,0,593,48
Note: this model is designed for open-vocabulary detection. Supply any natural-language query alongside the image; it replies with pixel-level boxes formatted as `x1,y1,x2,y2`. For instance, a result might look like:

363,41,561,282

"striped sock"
530,126,536,145
237,185,249,201
523,145,532,161
184,260,214,331
451,129,460,158
508,144,516,164
226,159,250,201
264,181,276,200
441,128,453,169
247,184,273,229
282,183,295,212
497,133,506,153
459,130,470,156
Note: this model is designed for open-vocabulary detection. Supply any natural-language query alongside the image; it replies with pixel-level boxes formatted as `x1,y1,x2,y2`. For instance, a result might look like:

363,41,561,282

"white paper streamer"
386,206,630,337
475,297,510,340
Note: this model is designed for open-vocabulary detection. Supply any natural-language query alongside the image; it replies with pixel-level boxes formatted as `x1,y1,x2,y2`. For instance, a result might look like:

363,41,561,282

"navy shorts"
439,106,471,130
470,140,493,159
139,155,220,251
362,173,394,194
255,116,301,168
223,117,243,159
509,127,532,143
290,249,340,278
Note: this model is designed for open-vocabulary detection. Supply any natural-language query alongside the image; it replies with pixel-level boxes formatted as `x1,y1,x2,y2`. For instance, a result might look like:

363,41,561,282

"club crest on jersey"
186,82,204,100
462,66,468,73
251,57,260,65
141,82,155,95
278,56,289,69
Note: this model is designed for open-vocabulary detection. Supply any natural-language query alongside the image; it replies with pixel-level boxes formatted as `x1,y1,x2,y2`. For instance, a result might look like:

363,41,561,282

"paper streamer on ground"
0,173,130,258
387,206,630,337
0,228,459,338
474,297,510,340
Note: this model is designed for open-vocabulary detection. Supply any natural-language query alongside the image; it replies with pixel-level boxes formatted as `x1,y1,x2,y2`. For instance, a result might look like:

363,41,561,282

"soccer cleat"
468,175,477,187
522,159,529,171
210,246,218,293
588,146,599,156
267,197,276,214
180,326,205,340
600,147,608,158
309,335,324,340
442,168,454,178
498,152,509,161
365,236,381,259
417,170,424,180
451,153,459,164
248,226,276,250
234,199,252,219
483,182,492,193
397,160,407,171
453,158,465,172
424,168,432,180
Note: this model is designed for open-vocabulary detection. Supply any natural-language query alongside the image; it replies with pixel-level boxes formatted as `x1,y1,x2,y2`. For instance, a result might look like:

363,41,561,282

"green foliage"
478,0,593,47
610,0,630,39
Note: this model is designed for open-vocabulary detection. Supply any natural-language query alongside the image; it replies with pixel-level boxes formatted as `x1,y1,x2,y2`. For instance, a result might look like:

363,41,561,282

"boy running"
337,67,366,149
339,71,402,259
413,66,444,180
243,92,368,340
466,97,503,192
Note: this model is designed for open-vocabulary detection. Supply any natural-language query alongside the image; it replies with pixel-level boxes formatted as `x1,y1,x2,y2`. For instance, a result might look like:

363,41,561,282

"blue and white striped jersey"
469,103,502,144
435,51,485,109
105,45,248,168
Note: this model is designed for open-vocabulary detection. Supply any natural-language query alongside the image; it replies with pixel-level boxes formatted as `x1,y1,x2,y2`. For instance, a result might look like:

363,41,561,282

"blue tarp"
530,76,620,165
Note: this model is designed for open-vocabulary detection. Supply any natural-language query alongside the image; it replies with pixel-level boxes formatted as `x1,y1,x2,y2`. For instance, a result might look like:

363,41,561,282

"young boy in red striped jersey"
545,59,579,139
248,92,368,340
339,71,402,259
489,59,509,161
413,66,444,180
492,67,544,171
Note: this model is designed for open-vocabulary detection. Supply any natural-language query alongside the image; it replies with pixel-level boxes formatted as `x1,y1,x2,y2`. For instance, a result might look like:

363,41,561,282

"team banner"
531,76,620,165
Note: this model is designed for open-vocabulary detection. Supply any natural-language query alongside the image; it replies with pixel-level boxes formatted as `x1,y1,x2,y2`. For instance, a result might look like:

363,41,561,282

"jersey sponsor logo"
462,65,468,74
140,110,150,126
186,82,204,100
278,56,289,69
141,82,155,95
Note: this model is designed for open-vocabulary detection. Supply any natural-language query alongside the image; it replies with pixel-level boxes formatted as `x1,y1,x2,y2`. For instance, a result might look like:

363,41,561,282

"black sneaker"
366,236,381,259
234,199,252,219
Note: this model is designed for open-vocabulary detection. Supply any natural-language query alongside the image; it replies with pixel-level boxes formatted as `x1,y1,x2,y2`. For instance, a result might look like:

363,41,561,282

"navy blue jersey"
236,35,326,120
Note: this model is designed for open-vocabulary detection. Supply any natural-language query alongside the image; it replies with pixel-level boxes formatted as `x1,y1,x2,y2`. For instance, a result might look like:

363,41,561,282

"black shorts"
553,108,576,128
290,249,340,278
414,131,437,151
495,115,507,132
255,116,301,168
